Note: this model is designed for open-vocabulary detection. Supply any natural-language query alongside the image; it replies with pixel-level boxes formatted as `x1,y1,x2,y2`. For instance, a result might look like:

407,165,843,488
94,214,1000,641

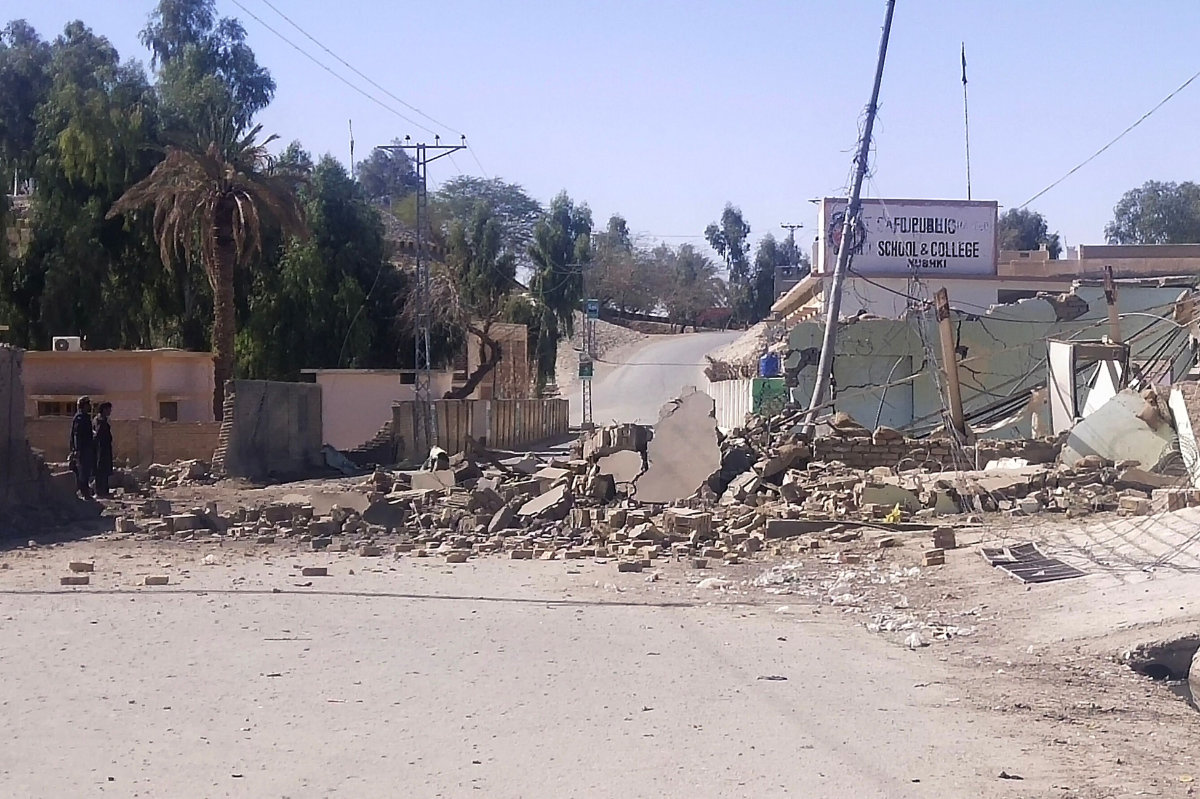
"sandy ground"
3,509,1200,798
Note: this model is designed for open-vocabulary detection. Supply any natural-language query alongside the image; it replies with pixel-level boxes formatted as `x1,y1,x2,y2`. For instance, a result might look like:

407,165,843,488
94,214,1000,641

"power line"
1018,65,1200,209
227,0,442,137
254,0,463,137
251,0,492,178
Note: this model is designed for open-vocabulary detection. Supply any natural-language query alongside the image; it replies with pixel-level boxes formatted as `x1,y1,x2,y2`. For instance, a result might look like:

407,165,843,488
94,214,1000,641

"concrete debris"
595,450,644,484
1060,389,1173,470
518,484,572,521
64,382,1200,592
635,389,722,504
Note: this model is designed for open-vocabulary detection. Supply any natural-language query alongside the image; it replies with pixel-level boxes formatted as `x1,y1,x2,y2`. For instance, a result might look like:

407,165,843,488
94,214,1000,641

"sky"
15,0,1200,258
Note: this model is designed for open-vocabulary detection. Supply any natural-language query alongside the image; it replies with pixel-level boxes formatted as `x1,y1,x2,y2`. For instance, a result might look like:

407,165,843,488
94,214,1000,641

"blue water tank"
758,353,781,378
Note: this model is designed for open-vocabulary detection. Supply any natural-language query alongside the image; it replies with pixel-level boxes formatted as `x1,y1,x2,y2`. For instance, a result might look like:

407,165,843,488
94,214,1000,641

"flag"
961,43,967,85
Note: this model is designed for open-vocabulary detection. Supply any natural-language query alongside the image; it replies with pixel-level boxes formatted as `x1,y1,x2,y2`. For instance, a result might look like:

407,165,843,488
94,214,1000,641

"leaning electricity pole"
376,135,466,458
802,0,897,433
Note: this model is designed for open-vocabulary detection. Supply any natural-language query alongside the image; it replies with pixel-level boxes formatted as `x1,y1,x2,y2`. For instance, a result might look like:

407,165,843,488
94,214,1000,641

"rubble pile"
85,392,1198,573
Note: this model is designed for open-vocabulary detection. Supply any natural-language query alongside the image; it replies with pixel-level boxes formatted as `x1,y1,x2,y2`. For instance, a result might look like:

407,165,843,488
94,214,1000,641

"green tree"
997,208,1061,257
238,154,401,381
436,176,543,265
658,243,725,331
528,191,591,386
355,141,417,204
588,213,659,315
704,203,751,324
1104,180,1200,245
140,0,275,132
108,122,306,418
2,21,180,351
0,20,53,179
749,232,810,322
440,203,518,398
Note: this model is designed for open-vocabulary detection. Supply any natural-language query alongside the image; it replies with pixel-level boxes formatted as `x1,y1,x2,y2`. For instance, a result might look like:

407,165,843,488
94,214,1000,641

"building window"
36,400,74,417
158,401,179,422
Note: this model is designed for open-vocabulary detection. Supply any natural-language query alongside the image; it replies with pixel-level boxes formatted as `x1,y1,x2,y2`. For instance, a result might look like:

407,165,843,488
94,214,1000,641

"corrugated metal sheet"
707,378,754,431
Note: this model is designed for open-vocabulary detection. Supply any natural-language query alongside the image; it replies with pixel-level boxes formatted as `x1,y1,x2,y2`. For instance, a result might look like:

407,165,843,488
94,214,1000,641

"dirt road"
3,539,1057,799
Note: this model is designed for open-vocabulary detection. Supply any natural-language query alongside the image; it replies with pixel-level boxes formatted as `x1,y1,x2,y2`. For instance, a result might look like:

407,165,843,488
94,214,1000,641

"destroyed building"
782,280,1198,436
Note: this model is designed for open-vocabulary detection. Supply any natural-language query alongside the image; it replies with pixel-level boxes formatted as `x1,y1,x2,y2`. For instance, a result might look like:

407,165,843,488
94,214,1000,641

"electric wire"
255,0,463,137
228,0,442,137
249,0,492,178
1018,65,1200,209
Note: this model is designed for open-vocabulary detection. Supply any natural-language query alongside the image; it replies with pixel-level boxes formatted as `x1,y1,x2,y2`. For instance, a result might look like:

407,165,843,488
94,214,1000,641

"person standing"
93,401,114,497
69,396,95,499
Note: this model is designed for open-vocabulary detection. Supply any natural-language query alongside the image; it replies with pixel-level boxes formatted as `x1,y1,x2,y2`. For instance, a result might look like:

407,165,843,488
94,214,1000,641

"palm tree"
108,121,305,419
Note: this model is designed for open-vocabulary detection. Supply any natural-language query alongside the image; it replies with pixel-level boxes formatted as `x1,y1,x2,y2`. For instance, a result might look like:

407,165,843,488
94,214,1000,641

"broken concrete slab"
488,504,517,533
533,466,571,492
634,389,721,504
411,470,456,491
596,450,644,484
1115,467,1175,493
517,484,572,522
1060,389,1173,470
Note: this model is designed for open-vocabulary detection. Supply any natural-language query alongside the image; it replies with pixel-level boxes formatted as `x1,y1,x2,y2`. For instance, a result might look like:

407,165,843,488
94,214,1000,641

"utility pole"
803,0,897,433
780,223,804,240
777,223,805,303
581,298,599,429
376,135,467,459
1103,265,1122,344
934,288,966,436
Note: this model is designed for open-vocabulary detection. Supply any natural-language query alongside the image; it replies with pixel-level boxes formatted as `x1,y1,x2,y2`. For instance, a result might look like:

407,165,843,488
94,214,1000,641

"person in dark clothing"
69,395,95,499
93,401,114,497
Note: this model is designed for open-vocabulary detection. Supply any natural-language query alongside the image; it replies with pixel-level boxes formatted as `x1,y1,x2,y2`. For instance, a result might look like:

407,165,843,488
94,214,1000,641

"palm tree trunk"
210,206,237,421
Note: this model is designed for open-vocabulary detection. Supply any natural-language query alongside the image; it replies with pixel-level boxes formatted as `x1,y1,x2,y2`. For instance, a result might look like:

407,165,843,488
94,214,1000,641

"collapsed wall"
0,345,97,536
783,282,1199,434
213,380,324,481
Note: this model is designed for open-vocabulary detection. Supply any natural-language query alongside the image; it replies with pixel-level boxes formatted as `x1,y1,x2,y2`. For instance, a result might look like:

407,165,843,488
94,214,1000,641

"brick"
510,549,533,560
60,575,89,586
923,548,945,566
931,528,957,549
616,561,643,573
144,575,170,586
301,566,328,577
445,551,469,564
68,561,94,573
359,545,383,557
256,535,276,544
165,513,202,531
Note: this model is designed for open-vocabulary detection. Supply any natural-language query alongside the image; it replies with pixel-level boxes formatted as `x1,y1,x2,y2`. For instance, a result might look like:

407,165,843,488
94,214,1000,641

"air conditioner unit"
52,336,82,352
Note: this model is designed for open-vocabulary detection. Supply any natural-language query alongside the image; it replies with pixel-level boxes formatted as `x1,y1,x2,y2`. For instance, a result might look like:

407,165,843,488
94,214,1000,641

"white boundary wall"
707,378,754,431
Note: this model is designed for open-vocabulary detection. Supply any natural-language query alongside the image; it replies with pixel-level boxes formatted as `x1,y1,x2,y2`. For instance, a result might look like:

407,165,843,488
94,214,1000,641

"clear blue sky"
16,1,1200,256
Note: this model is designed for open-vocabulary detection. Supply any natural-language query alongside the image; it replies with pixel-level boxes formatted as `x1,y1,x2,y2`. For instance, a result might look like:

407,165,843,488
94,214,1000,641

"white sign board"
817,197,998,276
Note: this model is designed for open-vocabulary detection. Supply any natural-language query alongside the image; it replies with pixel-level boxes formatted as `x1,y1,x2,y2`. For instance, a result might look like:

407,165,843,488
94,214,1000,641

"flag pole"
962,42,972,200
